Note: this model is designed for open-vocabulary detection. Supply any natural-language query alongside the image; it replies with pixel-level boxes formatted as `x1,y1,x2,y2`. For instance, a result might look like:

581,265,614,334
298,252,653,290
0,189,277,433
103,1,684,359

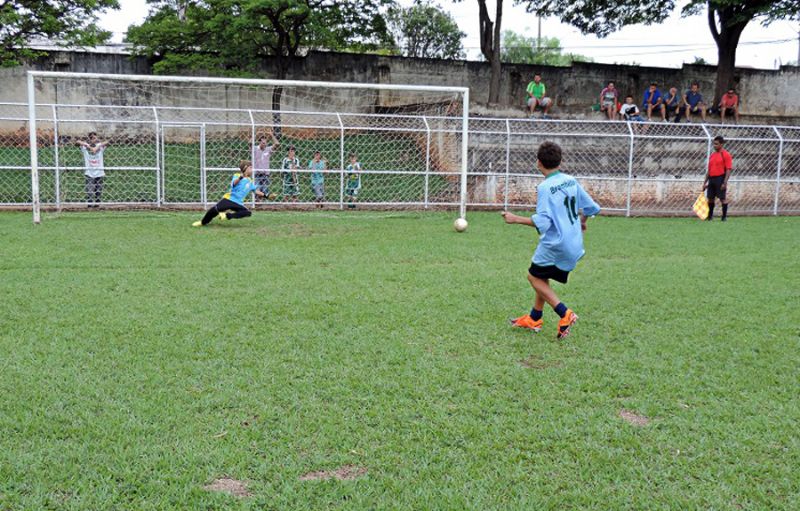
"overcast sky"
98,0,800,69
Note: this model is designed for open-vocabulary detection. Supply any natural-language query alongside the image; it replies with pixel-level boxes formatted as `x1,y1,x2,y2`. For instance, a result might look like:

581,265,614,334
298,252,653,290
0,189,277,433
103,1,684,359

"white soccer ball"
454,217,468,232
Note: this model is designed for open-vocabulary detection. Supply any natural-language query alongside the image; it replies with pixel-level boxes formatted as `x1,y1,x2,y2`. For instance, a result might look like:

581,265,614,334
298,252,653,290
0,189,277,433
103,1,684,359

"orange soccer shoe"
556,309,578,339
510,314,543,332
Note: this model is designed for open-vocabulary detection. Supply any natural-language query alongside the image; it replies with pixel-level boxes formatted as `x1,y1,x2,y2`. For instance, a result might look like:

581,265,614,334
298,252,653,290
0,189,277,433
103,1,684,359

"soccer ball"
454,218,468,232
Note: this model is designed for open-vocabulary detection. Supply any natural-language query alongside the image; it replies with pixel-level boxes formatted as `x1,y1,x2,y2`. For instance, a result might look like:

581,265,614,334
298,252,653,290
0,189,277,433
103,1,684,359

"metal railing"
1,102,798,215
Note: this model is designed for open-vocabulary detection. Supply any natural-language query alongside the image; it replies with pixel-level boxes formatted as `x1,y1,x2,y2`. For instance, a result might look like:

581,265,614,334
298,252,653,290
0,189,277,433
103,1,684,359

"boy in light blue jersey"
502,141,600,339
193,160,266,226
344,152,361,208
308,150,326,208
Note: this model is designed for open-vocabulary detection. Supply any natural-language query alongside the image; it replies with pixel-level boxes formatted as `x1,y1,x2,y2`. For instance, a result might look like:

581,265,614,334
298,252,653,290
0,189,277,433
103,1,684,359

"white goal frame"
26,71,469,224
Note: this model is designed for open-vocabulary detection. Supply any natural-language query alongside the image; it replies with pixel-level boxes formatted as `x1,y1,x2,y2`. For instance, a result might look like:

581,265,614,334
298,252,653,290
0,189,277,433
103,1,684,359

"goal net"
25,71,469,223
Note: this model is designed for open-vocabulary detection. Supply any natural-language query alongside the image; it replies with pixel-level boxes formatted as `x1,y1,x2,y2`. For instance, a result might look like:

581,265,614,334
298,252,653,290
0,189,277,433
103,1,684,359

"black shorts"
528,263,570,284
707,175,726,202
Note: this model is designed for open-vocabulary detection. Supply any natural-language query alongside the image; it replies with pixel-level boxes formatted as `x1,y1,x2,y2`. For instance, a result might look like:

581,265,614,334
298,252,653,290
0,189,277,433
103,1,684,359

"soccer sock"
530,308,543,321
554,302,568,318
722,203,728,219
707,203,715,219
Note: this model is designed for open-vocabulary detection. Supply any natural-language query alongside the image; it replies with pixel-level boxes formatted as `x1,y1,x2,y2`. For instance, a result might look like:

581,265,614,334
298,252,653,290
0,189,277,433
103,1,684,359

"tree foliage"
386,1,465,59
126,0,393,77
523,0,800,104
501,31,593,65
0,0,119,67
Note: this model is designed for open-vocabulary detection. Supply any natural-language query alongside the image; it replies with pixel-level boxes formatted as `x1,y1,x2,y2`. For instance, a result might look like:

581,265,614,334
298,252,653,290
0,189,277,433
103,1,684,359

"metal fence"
2,102,799,215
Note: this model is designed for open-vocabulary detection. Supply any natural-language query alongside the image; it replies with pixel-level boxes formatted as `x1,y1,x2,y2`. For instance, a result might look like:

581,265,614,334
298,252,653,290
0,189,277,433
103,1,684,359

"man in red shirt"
703,135,733,221
719,88,739,123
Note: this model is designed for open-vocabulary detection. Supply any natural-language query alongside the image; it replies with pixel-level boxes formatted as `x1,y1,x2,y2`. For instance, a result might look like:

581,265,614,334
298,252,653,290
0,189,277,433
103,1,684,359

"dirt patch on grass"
254,223,314,238
203,478,252,498
241,415,259,427
300,465,367,481
619,409,650,427
519,355,562,370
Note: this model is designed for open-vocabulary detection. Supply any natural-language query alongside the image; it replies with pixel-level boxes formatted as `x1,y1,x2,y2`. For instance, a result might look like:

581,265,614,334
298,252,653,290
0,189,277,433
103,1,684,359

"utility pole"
537,15,542,50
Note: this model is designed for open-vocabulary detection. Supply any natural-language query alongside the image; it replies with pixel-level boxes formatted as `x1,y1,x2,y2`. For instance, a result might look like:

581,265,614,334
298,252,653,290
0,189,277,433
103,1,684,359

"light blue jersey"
309,159,325,186
530,171,600,271
224,174,257,205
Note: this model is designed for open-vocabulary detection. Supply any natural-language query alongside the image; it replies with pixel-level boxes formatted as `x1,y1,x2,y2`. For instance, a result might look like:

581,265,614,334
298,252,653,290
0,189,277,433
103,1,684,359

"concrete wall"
2,49,800,121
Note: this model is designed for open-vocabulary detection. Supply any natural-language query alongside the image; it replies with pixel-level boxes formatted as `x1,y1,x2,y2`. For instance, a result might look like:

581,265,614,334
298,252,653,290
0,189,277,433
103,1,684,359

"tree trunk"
714,33,741,106
488,0,503,104
708,4,748,108
477,0,503,105
272,57,287,138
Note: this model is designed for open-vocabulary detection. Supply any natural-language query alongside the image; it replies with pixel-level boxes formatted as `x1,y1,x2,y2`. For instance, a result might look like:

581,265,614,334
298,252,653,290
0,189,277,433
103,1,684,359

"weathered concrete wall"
2,49,800,121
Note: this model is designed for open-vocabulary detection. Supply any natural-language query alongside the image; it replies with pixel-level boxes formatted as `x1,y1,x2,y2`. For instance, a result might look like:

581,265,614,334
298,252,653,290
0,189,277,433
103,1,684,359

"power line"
462,37,795,51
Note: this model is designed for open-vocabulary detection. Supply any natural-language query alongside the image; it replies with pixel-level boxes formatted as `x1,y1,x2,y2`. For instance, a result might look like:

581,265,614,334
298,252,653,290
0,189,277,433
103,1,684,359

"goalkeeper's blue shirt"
224,174,257,205
530,171,601,271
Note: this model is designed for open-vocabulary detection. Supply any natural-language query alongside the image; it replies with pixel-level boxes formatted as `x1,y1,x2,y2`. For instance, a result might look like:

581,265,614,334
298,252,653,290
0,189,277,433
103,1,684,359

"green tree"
386,1,465,59
522,0,800,107
127,0,392,79
0,0,119,67
501,31,593,65
127,0,393,120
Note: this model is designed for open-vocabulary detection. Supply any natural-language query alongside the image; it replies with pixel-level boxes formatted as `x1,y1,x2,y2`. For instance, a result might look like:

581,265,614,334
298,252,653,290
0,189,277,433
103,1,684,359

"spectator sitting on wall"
620,95,643,122
643,82,666,122
719,88,740,123
526,73,552,119
664,87,682,122
599,81,619,121
684,82,707,122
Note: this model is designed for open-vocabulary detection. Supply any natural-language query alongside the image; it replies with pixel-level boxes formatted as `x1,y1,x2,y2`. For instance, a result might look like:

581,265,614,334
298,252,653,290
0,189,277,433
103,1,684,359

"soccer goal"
25,71,469,223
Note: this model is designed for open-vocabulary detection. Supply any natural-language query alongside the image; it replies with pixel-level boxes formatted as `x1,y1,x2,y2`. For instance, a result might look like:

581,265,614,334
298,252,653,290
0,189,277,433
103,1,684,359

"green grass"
1,211,799,510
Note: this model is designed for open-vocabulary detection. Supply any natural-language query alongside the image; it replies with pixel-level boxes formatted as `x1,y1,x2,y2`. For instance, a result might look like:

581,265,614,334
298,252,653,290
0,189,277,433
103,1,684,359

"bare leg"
528,273,561,309
534,289,545,311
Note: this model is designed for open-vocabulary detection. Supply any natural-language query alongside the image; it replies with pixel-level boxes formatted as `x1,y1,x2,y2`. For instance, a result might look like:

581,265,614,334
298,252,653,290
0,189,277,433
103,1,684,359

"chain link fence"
2,102,799,215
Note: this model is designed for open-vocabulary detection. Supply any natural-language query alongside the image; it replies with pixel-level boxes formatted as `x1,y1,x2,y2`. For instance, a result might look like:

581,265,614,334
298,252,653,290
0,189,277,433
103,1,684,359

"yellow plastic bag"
692,193,708,220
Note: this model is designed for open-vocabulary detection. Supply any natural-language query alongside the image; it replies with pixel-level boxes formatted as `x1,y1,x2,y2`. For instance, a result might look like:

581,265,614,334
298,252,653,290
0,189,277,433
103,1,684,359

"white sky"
98,0,800,69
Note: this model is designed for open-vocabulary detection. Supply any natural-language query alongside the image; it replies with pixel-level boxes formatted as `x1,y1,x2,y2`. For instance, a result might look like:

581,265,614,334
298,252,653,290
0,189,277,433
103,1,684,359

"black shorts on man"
528,262,570,284
707,175,726,202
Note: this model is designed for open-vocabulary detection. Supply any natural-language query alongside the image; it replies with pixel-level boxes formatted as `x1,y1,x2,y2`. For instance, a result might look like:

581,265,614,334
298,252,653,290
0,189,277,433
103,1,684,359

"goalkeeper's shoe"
217,212,228,222
192,220,202,227
557,309,578,339
510,314,543,332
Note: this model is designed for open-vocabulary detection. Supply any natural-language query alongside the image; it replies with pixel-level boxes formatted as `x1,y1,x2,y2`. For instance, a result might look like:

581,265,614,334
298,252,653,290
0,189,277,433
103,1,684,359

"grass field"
1,211,799,510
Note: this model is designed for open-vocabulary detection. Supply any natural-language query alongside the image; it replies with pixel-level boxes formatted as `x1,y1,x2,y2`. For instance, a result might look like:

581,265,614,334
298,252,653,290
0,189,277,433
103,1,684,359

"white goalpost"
26,71,469,224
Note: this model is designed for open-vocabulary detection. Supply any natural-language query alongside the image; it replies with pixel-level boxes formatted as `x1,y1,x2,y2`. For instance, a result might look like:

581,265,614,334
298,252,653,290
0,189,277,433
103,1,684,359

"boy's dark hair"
288,145,295,151
713,135,725,144
348,152,356,158
625,95,634,99
537,141,562,170
258,135,266,142
650,82,658,86
88,132,97,137
691,81,699,87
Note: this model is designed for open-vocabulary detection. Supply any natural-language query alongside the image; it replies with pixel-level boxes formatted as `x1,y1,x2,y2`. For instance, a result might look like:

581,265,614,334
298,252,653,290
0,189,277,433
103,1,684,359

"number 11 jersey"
530,171,601,271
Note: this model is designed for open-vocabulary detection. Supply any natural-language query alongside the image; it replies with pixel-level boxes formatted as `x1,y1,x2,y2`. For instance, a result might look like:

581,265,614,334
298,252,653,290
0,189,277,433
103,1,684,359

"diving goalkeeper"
193,160,266,226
